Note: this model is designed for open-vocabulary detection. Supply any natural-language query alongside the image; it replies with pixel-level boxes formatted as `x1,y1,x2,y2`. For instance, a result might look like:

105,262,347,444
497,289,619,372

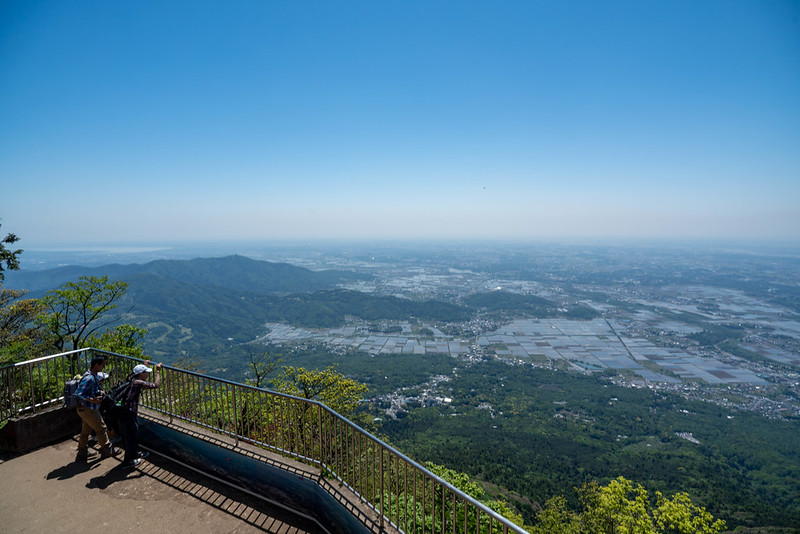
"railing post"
232,385,239,447
318,403,324,470
380,444,385,530
167,367,174,423
27,365,35,414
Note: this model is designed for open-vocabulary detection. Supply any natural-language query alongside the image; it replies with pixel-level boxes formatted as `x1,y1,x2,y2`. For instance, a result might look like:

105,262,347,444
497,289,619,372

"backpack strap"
76,370,100,407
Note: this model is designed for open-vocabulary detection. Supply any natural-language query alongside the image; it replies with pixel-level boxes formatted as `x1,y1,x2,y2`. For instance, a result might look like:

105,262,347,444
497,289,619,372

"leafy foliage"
427,462,527,531
39,275,129,352
243,350,282,389
0,224,22,282
85,323,148,358
0,287,50,364
531,477,725,534
272,364,367,419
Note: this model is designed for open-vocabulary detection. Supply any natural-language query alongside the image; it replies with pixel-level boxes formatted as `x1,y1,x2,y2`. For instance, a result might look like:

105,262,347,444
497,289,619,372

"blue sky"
1,1,799,246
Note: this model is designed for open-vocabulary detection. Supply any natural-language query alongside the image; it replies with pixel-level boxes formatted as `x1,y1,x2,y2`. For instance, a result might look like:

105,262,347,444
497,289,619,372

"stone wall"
0,407,81,453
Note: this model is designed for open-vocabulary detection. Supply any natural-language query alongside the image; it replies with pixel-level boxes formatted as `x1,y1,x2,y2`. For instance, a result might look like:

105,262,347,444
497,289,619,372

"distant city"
251,241,800,420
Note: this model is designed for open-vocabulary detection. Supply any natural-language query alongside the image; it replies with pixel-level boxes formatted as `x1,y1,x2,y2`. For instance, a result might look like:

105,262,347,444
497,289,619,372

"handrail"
1,349,528,534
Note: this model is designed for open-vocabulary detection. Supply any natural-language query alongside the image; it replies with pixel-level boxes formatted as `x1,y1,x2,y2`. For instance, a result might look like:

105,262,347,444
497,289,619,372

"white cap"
133,364,152,375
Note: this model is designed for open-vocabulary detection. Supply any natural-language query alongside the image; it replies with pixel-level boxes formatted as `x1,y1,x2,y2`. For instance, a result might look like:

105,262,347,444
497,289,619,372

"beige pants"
76,406,111,453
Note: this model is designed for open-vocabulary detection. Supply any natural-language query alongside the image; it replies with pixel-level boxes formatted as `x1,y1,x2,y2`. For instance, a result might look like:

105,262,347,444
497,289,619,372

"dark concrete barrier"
0,407,81,453
139,419,373,534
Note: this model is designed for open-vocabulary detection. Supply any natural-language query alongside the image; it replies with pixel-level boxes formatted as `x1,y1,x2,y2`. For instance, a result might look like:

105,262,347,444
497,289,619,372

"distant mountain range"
4,254,367,295
3,255,470,356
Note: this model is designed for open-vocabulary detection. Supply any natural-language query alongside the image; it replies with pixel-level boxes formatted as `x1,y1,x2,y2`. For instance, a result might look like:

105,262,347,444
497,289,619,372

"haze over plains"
2,1,799,246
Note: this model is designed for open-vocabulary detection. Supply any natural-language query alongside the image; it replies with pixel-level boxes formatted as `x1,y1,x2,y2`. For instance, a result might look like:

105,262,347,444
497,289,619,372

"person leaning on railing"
74,356,120,461
119,360,162,468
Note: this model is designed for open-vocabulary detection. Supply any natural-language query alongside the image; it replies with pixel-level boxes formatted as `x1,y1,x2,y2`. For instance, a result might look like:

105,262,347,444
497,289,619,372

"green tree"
390,462,526,534
427,461,486,498
486,499,526,531
272,364,368,419
39,275,129,352
85,323,148,358
652,491,726,534
579,477,654,533
531,477,725,534
244,349,282,388
530,496,580,534
0,287,50,364
0,232,51,362
428,462,526,531
0,224,22,282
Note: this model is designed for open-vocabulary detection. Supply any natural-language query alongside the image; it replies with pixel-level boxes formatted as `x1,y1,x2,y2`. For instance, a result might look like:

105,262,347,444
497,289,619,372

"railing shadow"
106,450,323,533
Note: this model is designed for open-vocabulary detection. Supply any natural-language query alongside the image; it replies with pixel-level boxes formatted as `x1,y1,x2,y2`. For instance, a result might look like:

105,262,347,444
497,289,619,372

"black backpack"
99,375,134,420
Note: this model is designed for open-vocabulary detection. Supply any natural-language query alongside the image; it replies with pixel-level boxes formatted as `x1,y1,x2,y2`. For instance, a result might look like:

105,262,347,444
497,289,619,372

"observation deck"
0,434,320,533
0,349,527,534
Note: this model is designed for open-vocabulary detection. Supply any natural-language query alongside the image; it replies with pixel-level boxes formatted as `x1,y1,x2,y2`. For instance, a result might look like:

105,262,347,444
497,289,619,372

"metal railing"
0,348,130,420
1,349,528,534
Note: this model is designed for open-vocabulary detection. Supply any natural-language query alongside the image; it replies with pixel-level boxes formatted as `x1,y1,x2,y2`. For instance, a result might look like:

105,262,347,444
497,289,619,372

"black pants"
119,408,139,463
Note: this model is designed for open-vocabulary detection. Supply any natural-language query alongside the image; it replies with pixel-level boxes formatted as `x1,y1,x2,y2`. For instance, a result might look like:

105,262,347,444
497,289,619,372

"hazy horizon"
2,1,799,246
14,236,800,265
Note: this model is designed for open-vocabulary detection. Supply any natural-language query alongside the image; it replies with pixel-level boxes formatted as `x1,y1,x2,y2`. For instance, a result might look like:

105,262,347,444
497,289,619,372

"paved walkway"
0,437,323,533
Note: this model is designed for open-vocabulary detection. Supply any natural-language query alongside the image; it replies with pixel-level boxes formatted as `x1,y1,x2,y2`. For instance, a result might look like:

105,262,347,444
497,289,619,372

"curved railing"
0,348,528,534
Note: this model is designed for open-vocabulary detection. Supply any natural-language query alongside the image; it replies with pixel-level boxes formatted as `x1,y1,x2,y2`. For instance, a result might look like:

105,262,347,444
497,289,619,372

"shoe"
136,451,150,459
121,458,142,468
75,449,98,461
100,447,120,459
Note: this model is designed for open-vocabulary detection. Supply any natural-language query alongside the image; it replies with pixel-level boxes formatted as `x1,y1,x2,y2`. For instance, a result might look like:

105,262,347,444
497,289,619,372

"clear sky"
1,1,799,246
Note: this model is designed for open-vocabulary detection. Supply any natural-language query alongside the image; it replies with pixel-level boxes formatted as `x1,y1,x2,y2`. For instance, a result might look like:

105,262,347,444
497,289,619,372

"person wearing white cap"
119,360,162,468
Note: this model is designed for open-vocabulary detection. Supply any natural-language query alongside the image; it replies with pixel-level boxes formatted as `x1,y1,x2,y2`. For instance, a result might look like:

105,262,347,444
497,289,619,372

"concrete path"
0,437,323,533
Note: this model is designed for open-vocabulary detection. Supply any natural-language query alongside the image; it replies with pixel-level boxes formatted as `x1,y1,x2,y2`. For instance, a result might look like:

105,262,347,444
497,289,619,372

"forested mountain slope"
4,254,367,294
5,256,471,356
118,276,470,356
